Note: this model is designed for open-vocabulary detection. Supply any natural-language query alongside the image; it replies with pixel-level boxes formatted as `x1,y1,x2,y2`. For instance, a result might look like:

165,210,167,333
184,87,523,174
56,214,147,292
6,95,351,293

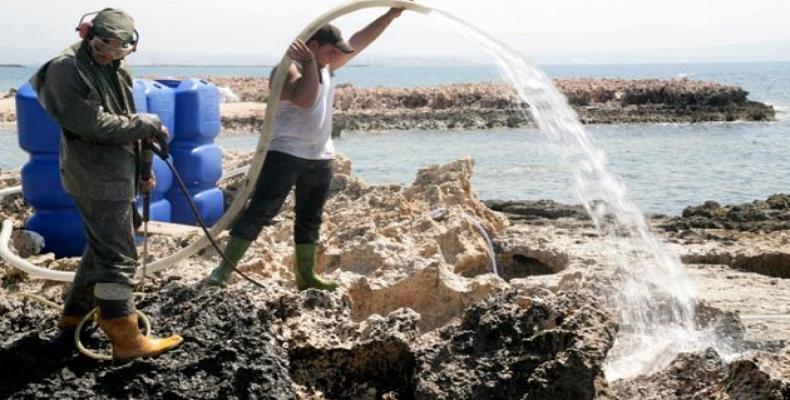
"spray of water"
430,10,734,379
463,211,499,277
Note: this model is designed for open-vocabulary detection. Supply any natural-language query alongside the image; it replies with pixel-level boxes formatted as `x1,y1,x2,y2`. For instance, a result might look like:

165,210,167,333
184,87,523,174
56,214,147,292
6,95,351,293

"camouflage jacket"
30,40,161,201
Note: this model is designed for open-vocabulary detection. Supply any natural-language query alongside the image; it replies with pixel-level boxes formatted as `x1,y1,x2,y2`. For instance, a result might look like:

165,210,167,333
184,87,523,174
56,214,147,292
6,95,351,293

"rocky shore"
207,77,776,135
1,154,788,399
0,78,775,134
661,194,790,233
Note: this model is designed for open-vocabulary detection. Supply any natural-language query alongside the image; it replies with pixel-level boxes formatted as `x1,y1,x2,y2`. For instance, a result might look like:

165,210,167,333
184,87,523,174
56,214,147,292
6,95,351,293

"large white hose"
0,186,22,200
0,0,432,282
1,219,73,281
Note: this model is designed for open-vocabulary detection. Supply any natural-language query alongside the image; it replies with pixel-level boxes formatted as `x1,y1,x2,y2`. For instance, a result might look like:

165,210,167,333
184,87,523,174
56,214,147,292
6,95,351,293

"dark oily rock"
415,289,618,400
484,199,590,221
682,200,724,219
0,290,74,399
724,351,790,400
290,308,420,399
694,302,747,345
766,194,790,210
1,283,297,399
663,194,790,232
610,348,790,400
690,302,788,360
730,252,790,279
610,348,729,399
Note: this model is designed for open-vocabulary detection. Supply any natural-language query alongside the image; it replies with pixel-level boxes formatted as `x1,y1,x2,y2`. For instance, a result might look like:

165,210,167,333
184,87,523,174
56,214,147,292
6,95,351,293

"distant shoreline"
0,76,778,132
3,60,790,69
210,77,776,134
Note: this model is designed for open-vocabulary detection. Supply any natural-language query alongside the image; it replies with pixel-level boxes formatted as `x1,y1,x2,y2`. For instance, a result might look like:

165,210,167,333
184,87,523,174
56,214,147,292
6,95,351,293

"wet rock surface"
658,194,790,281
484,199,590,221
610,348,790,400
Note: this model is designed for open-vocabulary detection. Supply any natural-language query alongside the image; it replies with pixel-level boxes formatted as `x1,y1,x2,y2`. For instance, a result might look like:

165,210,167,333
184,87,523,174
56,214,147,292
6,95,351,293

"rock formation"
1,155,788,399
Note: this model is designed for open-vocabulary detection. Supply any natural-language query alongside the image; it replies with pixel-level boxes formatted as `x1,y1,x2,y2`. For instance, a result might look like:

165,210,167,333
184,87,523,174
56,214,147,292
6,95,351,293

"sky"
0,0,789,65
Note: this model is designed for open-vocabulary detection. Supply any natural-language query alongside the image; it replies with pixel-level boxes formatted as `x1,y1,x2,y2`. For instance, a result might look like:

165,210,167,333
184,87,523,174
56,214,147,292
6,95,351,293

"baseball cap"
309,24,354,54
91,8,136,45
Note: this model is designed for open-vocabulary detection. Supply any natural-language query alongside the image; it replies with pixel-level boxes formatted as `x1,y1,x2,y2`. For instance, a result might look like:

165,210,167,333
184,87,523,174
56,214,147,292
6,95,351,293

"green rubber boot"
294,243,338,291
205,237,252,287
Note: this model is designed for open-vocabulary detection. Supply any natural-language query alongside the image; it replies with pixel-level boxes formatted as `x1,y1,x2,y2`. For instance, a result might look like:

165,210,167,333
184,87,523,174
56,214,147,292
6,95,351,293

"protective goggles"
90,36,136,60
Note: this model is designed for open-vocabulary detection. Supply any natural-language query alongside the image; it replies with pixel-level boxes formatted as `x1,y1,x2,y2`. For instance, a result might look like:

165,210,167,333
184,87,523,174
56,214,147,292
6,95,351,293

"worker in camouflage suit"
31,8,182,360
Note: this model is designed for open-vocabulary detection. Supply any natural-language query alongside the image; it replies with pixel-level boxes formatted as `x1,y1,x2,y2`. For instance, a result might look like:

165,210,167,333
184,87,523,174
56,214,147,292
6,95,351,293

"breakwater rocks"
0,78,775,131
662,193,790,232
484,199,591,221
205,77,776,134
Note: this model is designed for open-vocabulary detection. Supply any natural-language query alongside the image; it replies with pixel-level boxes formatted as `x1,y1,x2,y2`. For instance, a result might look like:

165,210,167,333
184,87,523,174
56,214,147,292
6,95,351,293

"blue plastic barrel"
137,80,176,141
25,209,86,257
20,154,74,209
167,187,223,226
135,197,172,223
151,156,174,199
170,142,222,187
158,79,221,143
132,79,148,113
16,82,61,154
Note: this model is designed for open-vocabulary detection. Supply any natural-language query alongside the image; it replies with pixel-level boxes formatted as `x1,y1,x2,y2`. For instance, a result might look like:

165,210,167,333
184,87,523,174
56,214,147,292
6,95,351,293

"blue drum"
158,78,221,143
25,208,86,257
16,82,61,154
168,187,224,226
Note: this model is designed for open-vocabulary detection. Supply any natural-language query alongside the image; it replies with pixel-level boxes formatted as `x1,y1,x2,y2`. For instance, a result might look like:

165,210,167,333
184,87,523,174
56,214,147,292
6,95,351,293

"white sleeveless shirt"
268,65,336,160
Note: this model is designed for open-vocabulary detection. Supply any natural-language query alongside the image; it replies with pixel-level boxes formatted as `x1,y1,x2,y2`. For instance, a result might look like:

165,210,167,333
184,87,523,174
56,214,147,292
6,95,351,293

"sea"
1,61,788,215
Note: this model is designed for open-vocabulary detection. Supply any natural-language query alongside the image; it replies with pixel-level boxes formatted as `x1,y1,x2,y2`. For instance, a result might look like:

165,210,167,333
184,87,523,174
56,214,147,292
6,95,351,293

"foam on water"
431,9,737,380
772,103,790,121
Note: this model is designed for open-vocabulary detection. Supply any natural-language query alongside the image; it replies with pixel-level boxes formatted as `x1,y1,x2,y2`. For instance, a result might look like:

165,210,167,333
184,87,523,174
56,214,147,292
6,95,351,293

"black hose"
152,145,269,290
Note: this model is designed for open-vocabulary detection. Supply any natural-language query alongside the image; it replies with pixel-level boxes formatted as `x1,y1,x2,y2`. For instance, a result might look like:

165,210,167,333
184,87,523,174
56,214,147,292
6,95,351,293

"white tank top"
268,65,335,160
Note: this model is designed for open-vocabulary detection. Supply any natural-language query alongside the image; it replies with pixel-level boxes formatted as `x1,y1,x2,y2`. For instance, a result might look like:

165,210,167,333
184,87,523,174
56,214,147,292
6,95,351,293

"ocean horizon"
2,61,788,214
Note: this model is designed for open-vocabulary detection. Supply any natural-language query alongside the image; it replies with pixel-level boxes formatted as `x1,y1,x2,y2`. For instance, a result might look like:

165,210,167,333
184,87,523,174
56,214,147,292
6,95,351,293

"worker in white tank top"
268,63,336,160
206,6,411,290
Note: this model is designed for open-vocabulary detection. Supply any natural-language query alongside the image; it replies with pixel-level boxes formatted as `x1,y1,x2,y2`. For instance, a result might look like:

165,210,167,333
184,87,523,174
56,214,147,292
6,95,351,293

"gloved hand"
147,125,170,159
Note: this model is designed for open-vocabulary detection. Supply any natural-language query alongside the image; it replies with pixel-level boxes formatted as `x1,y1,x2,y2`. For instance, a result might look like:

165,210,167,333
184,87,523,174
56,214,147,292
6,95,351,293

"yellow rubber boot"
97,312,183,360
